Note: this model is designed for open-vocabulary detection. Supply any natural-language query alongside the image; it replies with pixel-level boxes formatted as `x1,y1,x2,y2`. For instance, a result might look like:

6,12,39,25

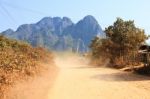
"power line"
0,2,31,35
0,1,48,15
0,0,49,35
0,4,16,24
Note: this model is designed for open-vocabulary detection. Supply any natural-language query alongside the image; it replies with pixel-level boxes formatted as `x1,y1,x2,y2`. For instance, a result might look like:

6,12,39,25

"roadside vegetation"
90,18,149,71
0,35,54,99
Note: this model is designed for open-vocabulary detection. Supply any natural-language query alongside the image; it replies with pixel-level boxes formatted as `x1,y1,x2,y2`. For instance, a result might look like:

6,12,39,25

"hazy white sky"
0,0,150,35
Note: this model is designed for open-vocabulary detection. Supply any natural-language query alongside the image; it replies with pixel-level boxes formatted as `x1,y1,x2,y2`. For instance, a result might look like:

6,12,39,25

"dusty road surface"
48,53,150,99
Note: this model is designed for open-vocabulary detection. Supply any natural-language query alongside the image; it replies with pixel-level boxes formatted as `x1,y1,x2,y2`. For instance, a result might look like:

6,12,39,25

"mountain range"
1,15,105,52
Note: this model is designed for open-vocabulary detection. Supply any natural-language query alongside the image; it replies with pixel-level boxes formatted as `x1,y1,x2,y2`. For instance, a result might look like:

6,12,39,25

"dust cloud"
4,52,150,99
4,63,58,99
49,52,150,99
4,52,85,99
53,52,90,69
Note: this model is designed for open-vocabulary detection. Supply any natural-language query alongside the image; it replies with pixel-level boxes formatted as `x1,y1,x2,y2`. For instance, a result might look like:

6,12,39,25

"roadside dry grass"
0,36,57,99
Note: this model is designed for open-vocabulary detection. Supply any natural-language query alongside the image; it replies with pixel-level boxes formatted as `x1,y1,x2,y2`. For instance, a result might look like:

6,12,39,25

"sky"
0,0,150,35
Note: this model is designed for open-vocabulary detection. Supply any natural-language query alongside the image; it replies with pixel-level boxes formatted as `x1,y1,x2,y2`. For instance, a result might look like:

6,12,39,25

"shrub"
0,35,53,98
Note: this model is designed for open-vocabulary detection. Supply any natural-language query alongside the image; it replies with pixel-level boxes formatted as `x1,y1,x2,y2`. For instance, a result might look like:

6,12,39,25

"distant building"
138,45,150,66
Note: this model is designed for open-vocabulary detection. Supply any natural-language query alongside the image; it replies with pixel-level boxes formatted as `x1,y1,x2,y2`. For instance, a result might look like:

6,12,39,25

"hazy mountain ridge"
2,15,105,52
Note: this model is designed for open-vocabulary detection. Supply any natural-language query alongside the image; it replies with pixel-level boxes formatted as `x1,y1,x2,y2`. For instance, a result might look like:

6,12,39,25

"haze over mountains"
2,15,105,52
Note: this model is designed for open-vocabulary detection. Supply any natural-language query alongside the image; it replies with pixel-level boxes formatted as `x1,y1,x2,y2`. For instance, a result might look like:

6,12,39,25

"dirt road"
48,54,150,99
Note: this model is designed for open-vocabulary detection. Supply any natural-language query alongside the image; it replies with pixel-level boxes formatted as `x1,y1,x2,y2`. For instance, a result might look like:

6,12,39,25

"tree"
90,18,148,67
